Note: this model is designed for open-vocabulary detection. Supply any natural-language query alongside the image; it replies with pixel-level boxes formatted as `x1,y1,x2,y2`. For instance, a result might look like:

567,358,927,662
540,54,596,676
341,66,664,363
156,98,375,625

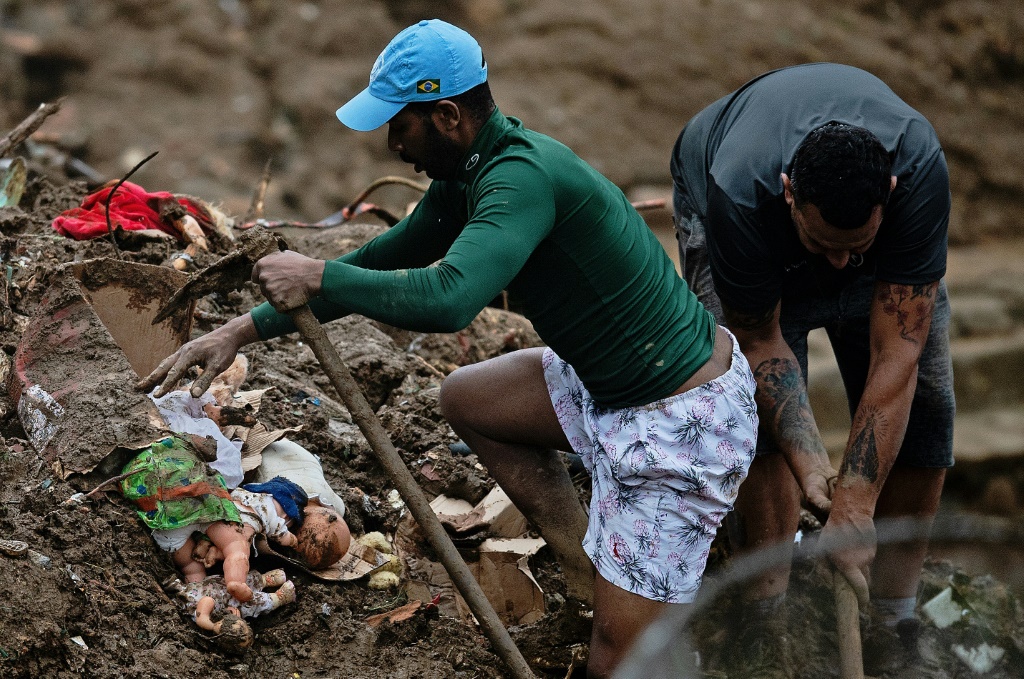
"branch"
0,98,64,158
104,151,159,260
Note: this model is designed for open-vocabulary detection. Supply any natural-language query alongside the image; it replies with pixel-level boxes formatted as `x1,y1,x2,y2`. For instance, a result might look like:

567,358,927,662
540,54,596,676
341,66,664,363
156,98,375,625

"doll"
121,437,308,603
165,568,295,653
168,475,309,602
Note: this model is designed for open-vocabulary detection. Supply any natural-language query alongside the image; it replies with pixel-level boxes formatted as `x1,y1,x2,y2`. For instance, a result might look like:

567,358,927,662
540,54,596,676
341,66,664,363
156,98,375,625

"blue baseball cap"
336,19,488,132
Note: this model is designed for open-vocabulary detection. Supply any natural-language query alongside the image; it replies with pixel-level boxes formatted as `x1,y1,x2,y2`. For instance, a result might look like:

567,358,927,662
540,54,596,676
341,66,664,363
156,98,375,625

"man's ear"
781,173,795,207
432,99,461,131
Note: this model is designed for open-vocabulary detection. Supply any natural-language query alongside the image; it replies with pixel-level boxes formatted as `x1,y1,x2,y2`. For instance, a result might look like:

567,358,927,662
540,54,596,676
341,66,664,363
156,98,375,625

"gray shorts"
672,196,955,468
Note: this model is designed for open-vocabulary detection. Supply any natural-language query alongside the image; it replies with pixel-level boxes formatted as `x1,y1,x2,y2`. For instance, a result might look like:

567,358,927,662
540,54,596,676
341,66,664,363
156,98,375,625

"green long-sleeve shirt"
252,109,714,408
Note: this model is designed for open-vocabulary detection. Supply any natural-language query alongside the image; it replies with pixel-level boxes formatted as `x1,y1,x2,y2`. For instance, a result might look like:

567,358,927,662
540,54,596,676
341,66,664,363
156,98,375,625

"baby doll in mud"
182,493,352,600
128,446,352,605
138,355,352,602
165,568,295,651
166,476,309,602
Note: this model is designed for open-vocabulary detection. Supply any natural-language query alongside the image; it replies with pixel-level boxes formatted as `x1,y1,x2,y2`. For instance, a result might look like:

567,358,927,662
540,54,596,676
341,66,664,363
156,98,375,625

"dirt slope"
0,1,1022,678
1,0,1022,241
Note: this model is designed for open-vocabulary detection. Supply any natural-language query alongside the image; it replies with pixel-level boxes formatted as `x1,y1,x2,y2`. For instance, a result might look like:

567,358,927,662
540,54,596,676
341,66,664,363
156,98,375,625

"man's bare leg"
439,348,595,605
871,466,946,600
734,451,801,600
588,572,680,678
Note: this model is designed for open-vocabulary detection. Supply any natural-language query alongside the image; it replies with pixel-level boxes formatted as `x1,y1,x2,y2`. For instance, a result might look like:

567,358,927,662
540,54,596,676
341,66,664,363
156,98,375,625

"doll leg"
269,580,296,608
237,581,294,619
256,569,288,589
206,522,254,602
172,536,208,583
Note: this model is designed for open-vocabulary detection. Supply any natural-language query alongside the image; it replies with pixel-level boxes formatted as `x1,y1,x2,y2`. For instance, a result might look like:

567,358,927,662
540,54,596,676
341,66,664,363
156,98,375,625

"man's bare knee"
438,366,477,433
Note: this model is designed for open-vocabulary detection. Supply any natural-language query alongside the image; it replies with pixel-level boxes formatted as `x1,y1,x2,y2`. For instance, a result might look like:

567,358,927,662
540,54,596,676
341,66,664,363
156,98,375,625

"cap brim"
335,88,405,132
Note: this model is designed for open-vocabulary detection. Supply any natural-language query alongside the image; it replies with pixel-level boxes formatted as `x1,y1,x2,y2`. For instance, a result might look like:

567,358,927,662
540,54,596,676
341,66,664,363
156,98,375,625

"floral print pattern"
543,329,758,603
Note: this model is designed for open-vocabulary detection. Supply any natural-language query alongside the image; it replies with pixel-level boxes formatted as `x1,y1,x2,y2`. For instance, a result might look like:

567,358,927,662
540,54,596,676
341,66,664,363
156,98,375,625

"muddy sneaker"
863,618,946,678
729,615,794,679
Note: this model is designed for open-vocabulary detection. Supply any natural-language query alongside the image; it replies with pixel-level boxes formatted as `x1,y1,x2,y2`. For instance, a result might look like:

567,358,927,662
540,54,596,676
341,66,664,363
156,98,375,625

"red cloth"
52,181,213,241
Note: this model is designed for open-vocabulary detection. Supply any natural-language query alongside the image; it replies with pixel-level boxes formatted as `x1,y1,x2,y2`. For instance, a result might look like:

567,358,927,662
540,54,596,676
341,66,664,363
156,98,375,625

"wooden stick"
834,571,865,679
243,157,273,224
104,151,159,261
0,99,63,158
630,198,666,212
288,304,536,679
339,176,428,221
84,471,135,499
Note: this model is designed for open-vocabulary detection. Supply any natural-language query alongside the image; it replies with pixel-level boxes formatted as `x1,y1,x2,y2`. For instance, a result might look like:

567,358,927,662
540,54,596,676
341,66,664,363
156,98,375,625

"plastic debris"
922,587,965,628
952,642,1005,673
0,157,26,208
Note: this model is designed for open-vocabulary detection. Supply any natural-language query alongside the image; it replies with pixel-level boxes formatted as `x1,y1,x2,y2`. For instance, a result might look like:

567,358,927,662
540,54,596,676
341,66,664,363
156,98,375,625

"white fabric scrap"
254,439,346,516
149,390,243,488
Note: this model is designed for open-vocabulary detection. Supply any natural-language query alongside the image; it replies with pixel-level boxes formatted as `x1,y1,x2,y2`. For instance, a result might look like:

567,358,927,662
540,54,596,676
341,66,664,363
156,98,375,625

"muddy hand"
136,315,259,398
250,250,325,313
820,512,875,608
801,467,837,525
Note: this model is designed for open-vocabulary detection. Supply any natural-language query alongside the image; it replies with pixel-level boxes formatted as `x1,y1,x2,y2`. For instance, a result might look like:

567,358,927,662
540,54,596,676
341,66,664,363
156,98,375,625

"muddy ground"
0,0,1022,677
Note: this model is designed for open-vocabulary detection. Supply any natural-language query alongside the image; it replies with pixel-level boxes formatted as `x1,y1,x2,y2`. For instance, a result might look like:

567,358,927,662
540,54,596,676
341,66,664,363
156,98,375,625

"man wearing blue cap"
142,20,758,676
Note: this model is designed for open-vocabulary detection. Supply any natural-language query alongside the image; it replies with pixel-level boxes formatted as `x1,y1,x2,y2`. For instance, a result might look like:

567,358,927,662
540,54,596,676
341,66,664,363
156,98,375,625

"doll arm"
274,530,298,548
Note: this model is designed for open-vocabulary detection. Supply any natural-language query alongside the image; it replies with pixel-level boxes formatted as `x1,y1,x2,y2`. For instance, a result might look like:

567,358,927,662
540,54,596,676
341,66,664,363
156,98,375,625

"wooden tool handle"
834,572,865,679
288,305,536,679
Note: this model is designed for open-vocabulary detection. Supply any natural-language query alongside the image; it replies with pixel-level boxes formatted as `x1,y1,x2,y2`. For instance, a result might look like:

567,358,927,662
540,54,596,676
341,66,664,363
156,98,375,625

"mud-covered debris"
26,549,51,568
0,539,28,556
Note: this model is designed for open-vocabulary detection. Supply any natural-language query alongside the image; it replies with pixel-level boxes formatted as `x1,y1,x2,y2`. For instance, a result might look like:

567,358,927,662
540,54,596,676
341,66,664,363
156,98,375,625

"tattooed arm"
723,300,837,517
824,279,939,599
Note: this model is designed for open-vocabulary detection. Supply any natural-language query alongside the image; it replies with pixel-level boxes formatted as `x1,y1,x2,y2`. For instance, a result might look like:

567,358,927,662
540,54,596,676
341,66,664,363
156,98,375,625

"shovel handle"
834,572,865,679
287,304,536,679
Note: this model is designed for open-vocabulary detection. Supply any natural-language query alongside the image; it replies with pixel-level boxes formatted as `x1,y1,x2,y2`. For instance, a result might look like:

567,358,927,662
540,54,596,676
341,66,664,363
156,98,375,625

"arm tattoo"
724,306,774,332
753,357,826,456
840,409,883,483
876,282,937,342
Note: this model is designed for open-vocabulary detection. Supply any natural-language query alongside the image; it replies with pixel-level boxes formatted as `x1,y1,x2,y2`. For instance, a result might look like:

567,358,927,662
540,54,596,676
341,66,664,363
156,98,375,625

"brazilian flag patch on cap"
417,79,440,94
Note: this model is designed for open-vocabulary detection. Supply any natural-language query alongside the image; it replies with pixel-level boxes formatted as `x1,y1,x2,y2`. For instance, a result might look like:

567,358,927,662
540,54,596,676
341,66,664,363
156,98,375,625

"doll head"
215,613,254,653
296,503,351,570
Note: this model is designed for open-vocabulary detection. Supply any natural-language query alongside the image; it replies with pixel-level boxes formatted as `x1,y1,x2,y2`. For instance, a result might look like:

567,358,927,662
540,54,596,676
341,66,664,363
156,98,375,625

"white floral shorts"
543,328,758,603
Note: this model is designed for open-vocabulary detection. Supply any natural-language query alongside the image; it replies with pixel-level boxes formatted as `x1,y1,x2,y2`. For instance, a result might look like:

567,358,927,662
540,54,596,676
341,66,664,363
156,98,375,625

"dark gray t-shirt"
671,63,950,314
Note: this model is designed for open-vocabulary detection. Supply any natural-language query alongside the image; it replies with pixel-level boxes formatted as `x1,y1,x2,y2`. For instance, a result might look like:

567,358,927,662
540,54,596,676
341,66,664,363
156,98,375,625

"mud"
0,1,1021,677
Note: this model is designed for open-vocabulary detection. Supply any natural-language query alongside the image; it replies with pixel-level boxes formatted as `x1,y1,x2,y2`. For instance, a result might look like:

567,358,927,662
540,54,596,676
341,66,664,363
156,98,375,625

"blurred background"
1,0,1022,513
